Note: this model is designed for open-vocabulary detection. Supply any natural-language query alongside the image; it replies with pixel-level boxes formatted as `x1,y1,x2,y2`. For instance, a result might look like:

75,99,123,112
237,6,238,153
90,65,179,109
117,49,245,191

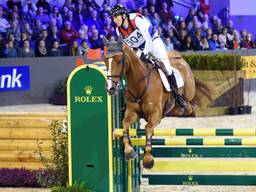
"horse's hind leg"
143,112,161,169
123,109,138,160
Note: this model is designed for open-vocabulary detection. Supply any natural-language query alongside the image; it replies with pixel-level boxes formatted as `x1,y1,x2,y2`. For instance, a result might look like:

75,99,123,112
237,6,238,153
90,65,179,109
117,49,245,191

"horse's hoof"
142,159,154,169
125,150,137,160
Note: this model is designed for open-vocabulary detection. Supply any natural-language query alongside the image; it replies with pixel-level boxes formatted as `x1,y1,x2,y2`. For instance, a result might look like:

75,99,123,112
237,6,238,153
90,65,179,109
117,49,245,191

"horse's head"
103,36,127,96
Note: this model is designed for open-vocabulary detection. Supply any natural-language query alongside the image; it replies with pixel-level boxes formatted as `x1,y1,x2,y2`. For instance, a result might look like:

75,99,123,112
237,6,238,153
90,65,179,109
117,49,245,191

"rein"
107,49,155,104
126,62,154,103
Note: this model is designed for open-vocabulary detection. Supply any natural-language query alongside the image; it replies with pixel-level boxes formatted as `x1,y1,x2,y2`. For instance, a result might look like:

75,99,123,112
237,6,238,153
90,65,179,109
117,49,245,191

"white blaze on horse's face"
107,58,113,92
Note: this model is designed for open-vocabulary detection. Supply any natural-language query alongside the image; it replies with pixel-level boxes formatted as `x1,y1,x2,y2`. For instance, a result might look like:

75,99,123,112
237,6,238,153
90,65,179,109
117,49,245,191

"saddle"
146,54,184,92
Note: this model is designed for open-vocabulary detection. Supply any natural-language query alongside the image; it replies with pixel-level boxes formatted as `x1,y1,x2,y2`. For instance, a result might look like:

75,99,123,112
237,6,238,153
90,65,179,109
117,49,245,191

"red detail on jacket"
118,13,143,37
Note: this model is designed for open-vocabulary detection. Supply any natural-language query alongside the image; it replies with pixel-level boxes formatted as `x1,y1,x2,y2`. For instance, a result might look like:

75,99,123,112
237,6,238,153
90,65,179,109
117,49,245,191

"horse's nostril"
108,87,116,95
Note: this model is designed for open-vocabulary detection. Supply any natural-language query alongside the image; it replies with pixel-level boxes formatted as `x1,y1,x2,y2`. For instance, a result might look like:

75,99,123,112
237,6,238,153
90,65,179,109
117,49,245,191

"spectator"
22,0,37,23
22,22,33,39
33,19,43,40
163,19,177,35
205,27,213,40
193,28,203,51
49,0,65,10
164,37,174,51
148,4,156,16
158,26,164,39
0,33,6,58
74,3,86,27
201,13,211,31
85,9,103,34
188,15,201,31
147,0,156,10
79,40,89,56
177,21,187,36
60,21,79,44
4,40,17,58
241,33,254,49
7,0,22,10
180,35,194,51
49,39,61,56
7,33,19,49
218,27,233,49
35,6,49,25
35,39,47,57
102,17,115,37
7,19,21,41
240,29,248,43
201,37,210,50
19,40,35,57
49,26,60,42
35,29,51,49
69,40,80,56
0,6,10,36
61,5,69,19
227,20,235,34
165,29,180,50
19,31,33,48
211,33,220,49
178,30,187,47
150,12,161,27
88,29,104,49
79,25,89,41
142,8,151,22
36,0,50,13
185,8,197,24
157,2,172,22
65,10,78,29
49,6,63,29
212,18,223,34
231,30,240,49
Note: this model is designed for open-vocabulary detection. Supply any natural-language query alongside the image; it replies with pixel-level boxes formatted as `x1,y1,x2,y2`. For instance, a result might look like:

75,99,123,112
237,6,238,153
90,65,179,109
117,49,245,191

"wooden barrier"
0,112,64,170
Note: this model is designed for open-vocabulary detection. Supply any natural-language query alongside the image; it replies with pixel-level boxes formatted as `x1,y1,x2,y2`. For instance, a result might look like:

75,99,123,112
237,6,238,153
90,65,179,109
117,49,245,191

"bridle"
106,51,126,89
107,50,155,103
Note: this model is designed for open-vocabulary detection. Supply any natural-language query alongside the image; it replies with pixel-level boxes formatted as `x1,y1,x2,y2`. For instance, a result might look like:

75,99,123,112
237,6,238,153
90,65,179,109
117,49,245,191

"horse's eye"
117,60,122,65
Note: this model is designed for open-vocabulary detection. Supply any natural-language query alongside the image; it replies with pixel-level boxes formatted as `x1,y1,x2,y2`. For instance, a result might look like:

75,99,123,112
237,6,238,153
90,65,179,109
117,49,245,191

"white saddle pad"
158,68,184,92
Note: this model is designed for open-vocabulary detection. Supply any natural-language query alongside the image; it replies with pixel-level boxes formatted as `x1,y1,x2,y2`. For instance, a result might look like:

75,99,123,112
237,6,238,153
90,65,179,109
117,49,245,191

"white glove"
136,49,142,57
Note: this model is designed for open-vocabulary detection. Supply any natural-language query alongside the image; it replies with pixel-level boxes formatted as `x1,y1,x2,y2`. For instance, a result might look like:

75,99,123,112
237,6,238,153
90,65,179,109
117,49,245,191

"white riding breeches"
149,37,174,75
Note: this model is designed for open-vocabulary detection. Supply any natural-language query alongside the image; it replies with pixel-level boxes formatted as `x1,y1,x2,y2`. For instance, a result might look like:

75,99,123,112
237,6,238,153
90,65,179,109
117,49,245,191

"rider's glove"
140,52,148,63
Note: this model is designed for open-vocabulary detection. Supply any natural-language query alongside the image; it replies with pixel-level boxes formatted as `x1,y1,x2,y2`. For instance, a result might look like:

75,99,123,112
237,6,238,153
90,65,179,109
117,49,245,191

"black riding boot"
168,73,187,109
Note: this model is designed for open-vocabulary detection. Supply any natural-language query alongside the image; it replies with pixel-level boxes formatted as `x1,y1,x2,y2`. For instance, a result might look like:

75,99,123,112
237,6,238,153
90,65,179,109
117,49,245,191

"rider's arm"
134,16,152,55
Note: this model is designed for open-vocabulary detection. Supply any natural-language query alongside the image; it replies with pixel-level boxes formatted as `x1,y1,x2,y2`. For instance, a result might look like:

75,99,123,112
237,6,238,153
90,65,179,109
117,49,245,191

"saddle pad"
158,68,184,92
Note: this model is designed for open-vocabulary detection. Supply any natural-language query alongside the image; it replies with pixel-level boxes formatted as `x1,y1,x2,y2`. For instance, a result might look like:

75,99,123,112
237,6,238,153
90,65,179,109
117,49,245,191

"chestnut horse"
104,37,212,169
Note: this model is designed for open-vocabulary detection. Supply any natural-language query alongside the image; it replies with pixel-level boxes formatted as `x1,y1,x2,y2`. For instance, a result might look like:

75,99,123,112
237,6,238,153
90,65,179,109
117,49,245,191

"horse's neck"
124,48,148,91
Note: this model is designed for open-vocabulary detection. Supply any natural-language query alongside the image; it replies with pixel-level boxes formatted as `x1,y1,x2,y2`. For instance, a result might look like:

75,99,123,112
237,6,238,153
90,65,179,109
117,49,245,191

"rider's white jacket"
115,13,157,55
115,13,176,76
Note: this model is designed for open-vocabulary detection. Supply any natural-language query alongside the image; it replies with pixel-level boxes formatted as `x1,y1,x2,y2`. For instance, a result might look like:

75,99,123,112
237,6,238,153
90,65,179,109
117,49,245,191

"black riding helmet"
110,4,129,17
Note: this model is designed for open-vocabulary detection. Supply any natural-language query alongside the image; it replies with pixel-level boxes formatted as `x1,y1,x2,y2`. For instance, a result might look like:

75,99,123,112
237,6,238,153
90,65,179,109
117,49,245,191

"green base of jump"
142,175,256,185
152,147,256,158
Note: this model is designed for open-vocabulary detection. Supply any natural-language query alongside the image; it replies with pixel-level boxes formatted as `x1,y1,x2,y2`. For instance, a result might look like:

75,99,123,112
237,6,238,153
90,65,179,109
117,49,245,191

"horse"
103,37,213,169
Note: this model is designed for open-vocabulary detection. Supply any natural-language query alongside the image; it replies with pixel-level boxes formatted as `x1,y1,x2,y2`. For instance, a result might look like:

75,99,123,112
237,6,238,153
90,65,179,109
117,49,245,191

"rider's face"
113,15,123,27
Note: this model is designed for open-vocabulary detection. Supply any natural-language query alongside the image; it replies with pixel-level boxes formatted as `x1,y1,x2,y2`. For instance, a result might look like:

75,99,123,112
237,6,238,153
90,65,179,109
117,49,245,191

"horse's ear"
101,35,109,45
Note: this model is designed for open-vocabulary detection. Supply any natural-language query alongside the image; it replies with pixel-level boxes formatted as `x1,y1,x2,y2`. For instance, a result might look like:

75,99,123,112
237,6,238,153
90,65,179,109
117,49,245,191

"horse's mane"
122,44,142,65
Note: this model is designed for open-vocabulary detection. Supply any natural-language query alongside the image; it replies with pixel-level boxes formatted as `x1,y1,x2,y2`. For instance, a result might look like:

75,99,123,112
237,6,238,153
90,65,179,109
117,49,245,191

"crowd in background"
0,0,255,58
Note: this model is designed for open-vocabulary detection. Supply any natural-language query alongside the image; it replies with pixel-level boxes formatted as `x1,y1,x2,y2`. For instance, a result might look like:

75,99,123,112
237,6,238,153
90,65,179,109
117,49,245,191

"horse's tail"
193,78,214,107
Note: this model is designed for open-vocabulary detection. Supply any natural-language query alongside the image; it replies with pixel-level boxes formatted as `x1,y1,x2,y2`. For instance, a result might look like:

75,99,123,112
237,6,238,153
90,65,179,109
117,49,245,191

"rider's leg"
150,37,186,108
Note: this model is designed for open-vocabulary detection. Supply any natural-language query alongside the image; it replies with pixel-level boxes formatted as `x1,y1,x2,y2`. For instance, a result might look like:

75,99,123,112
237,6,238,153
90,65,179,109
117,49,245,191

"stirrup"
175,94,187,109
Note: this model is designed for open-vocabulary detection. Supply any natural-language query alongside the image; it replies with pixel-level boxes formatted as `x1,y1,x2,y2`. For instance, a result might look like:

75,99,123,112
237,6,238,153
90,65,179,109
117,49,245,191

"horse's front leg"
143,112,161,169
123,108,138,160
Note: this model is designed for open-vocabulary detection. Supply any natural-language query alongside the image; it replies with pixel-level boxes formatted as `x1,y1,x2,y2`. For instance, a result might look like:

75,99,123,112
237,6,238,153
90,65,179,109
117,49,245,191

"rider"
109,4,186,108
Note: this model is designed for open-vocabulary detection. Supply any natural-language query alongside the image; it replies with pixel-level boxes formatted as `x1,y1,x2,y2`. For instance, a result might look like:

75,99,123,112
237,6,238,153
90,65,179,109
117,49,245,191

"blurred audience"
0,0,255,59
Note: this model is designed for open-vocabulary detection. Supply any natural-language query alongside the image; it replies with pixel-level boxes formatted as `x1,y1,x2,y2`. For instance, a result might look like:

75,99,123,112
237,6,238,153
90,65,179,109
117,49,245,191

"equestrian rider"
109,4,186,108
